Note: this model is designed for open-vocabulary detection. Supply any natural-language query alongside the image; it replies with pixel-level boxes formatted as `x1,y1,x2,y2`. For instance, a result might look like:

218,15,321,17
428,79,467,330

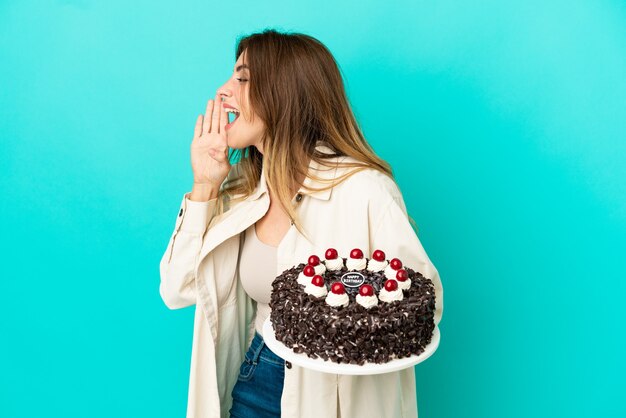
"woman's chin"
226,138,238,149
226,140,245,151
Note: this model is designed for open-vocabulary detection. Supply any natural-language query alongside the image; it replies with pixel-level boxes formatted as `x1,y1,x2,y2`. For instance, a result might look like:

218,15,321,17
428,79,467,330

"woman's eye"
236,78,248,82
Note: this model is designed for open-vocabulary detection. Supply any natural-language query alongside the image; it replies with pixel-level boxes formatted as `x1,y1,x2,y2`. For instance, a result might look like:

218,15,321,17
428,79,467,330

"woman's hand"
190,93,231,188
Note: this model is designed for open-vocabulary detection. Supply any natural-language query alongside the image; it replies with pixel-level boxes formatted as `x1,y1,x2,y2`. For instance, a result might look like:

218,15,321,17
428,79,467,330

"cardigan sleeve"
369,194,444,326
159,163,245,309
159,194,218,309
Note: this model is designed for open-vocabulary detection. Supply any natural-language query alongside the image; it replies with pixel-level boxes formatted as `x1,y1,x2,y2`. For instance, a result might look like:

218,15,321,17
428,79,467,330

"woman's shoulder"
331,160,403,204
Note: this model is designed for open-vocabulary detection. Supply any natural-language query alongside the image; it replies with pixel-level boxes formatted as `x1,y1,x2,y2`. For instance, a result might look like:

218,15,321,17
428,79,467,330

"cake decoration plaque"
340,272,365,287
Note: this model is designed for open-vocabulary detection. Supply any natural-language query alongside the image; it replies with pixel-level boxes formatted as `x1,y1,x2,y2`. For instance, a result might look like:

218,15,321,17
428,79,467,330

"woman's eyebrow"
235,64,249,72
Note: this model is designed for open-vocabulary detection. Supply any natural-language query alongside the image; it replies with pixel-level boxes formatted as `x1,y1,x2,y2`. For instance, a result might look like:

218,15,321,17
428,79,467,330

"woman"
160,29,443,418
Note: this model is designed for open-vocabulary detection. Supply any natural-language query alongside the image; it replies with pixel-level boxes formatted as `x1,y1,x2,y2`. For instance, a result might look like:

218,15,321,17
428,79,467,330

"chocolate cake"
269,248,436,365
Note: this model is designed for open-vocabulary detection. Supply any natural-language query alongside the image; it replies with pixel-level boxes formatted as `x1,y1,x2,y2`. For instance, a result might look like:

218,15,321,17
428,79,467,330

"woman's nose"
218,87,232,101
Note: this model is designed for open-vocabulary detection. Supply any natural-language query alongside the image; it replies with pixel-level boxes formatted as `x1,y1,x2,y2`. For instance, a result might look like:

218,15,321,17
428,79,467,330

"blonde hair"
215,29,417,237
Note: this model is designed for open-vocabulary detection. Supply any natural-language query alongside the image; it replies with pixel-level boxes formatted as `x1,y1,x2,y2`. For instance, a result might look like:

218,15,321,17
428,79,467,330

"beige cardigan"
159,143,444,417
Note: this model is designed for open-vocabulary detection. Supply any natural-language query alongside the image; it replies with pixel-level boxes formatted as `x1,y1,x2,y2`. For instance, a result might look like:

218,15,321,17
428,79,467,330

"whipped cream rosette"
314,264,326,275
323,247,343,271
304,275,328,298
394,268,412,290
346,248,367,270
366,249,389,272
378,279,404,303
325,282,349,307
355,284,378,309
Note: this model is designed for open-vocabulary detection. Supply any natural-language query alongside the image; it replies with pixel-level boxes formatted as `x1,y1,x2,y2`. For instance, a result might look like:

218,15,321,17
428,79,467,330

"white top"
239,223,277,336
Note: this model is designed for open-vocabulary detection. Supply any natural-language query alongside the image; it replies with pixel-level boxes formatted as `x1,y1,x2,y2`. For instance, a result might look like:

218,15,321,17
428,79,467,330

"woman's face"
218,50,266,153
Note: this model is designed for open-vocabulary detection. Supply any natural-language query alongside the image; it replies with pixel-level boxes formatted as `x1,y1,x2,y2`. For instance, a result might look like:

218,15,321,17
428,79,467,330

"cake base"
262,318,440,375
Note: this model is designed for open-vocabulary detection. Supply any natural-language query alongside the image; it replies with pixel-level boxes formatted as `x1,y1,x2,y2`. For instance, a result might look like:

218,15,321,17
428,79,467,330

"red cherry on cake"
396,269,408,282
384,280,398,291
308,255,320,266
359,284,374,297
303,265,316,277
325,248,338,260
390,258,403,270
311,275,324,287
372,249,386,262
331,282,346,294
350,248,364,259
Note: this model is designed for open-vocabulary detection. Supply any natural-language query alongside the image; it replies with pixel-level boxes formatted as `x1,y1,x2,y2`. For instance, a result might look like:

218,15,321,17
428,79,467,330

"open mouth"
225,108,240,130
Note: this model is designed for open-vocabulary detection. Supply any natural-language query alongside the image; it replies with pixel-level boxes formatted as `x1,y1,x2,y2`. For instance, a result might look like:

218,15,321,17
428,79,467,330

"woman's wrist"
189,183,218,202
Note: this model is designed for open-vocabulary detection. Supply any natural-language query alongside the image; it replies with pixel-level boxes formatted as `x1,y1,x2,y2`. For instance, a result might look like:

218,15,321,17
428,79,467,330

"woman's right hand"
190,93,232,188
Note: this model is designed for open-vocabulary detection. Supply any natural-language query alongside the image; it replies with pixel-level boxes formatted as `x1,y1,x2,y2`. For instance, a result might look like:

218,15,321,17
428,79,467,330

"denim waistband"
247,332,285,367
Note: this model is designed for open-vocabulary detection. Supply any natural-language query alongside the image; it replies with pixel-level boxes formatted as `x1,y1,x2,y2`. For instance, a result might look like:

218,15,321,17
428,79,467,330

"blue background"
1,1,625,417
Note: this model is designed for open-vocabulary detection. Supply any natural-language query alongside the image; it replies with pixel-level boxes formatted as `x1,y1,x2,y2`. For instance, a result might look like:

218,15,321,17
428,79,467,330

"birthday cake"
268,248,436,365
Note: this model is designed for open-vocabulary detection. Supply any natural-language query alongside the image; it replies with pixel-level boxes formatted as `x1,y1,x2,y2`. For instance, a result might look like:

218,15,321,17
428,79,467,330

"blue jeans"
229,331,285,418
